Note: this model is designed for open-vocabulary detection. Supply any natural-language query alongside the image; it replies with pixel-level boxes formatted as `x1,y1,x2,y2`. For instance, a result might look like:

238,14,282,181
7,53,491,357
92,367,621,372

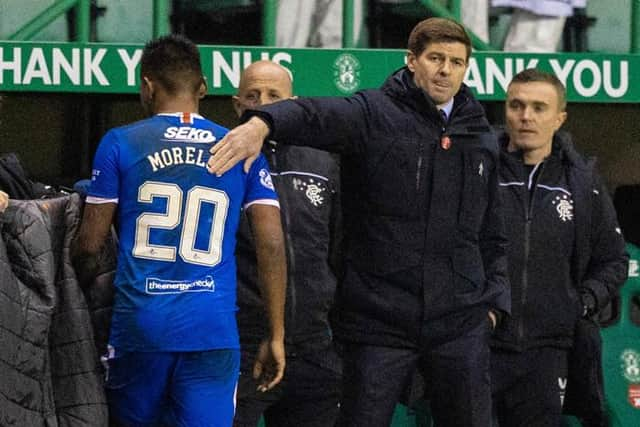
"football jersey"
87,112,279,352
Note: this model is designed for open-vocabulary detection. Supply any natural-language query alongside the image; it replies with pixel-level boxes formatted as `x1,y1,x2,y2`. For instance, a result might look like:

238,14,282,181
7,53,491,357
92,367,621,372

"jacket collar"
381,67,484,127
497,129,590,171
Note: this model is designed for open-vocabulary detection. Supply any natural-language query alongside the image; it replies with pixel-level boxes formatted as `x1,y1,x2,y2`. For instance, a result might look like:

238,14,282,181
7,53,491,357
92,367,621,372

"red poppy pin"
441,136,451,150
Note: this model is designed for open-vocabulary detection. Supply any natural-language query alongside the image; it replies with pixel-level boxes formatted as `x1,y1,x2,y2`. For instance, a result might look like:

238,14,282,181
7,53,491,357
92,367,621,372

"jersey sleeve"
244,154,279,209
87,130,121,203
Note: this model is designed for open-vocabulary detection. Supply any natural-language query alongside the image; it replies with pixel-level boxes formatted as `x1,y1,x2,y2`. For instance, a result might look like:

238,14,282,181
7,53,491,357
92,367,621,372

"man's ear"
141,76,155,102
556,111,568,131
232,95,243,118
406,50,416,72
198,76,208,99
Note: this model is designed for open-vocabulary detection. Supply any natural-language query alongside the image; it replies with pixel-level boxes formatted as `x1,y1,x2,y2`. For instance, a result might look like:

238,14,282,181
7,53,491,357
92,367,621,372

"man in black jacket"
208,18,509,427
491,68,628,426
232,60,342,427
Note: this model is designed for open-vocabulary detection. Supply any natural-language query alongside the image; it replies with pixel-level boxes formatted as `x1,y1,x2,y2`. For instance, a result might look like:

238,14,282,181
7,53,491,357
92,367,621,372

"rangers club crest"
292,176,327,207
552,194,574,222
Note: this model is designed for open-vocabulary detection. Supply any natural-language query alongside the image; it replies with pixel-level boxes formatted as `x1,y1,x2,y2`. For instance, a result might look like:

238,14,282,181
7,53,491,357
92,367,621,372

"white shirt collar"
437,98,454,119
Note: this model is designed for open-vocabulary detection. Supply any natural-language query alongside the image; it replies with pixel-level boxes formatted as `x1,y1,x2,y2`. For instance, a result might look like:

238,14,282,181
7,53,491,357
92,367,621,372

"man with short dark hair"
491,68,628,426
72,34,287,426
208,17,509,427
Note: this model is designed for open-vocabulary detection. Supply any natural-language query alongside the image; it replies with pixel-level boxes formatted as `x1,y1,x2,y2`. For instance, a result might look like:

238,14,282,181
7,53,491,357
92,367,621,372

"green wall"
588,0,631,53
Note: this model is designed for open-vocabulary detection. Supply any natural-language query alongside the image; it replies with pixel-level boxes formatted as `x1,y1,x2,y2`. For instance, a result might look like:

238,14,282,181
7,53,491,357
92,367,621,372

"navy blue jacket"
492,131,629,351
248,67,509,347
236,143,341,362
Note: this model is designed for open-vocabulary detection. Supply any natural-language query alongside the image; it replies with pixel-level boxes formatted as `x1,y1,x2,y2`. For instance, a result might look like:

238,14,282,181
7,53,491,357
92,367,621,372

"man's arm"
208,95,368,176
480,145,511,325
245,203,287,391
328,155,344,279
580,175,629,316
71,202,117,286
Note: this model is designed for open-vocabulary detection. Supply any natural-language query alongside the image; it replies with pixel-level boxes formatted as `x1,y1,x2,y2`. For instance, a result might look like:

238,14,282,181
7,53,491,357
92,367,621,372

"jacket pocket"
452,248,486,293
458,149,491,234
423,253,485,312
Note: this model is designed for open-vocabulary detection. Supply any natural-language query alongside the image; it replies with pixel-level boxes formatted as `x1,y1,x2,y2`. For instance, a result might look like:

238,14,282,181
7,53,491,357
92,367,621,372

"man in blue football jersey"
72,35,286,427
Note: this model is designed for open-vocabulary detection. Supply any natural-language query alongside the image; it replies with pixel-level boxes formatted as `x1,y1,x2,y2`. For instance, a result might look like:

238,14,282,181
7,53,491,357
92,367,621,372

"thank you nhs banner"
0,41,635,103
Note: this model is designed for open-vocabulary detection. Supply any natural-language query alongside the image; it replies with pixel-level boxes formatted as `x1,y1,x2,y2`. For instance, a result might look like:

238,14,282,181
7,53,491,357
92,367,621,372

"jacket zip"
268,146,297,347
517,161,545,343
417,111,449,191
416,145,424,191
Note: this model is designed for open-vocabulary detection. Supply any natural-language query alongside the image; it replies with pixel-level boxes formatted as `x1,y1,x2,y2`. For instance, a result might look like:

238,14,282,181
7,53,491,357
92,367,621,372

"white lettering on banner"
118,48,142,86
83,48,109,85
466,56,629,98
515,57,541,73
23,48,51,84
52,48,80,85
0,45,632,100
550,59,628,98
213,51,238,88
550,59,575,89
629,259,639,277
0,47,22,84
242,51,274,68
212,51,292,88
0,47,106,86
485,58,511,94
271,52,292,65
465,58,485,94
465,57,540,94
573,60,601,97
603,60,628,98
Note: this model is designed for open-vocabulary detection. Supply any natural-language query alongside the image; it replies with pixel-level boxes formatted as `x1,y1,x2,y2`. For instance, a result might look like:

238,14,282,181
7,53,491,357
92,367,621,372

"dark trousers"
491,347,569,427
234,347,342,427
337,317,493,427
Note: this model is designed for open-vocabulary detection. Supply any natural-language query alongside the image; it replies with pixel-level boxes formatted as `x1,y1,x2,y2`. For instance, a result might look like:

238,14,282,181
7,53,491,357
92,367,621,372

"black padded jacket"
245,67,510,347
492,131,628,351
0,195,108,426
235,143,341,365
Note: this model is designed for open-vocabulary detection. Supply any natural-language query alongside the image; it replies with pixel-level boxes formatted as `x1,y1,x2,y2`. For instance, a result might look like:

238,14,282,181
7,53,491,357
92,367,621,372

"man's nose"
257,93,271,106
440,59,452,75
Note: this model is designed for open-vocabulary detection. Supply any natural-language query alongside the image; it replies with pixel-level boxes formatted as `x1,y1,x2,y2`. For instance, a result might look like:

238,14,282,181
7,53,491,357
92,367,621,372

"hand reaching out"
0,191,9,213
207,116,270,176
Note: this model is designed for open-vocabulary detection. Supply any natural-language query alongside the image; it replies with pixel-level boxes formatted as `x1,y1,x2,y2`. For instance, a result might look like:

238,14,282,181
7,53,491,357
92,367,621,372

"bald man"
233,61,343,427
